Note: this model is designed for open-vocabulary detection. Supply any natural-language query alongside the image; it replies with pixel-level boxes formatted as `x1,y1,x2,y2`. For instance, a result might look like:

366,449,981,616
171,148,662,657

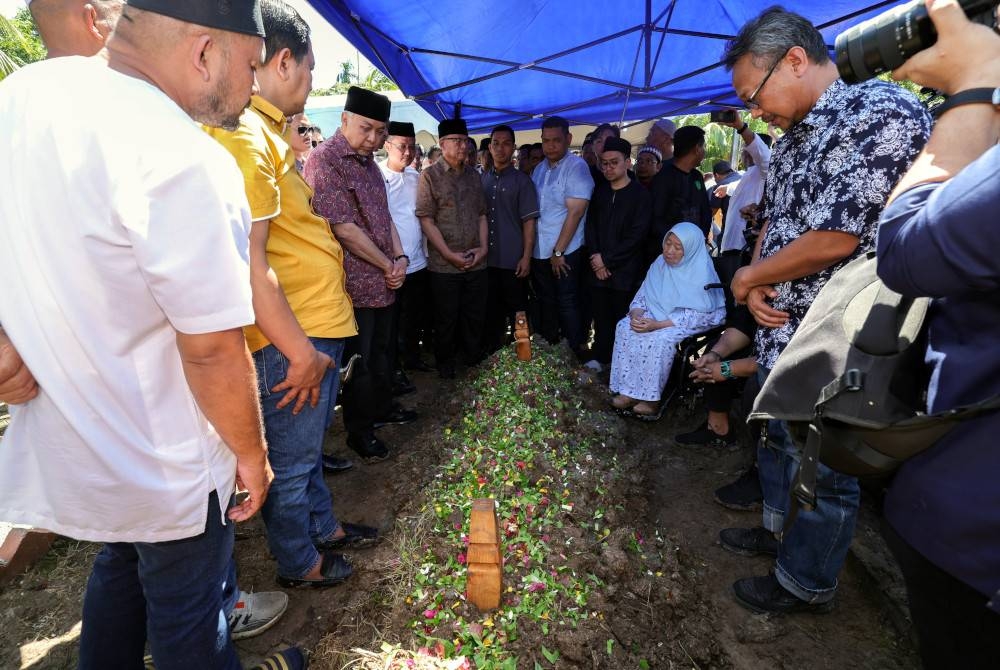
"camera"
836,0,999,83
710,109,738,123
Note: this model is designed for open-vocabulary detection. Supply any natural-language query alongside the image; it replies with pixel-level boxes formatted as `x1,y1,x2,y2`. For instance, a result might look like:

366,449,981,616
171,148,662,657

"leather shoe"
714,466,763,511
392,369,416,396
374,407,418,428
719,526,778,557
321,454,354,474
346,433,390,462
732,572,834,614
276,550,353,588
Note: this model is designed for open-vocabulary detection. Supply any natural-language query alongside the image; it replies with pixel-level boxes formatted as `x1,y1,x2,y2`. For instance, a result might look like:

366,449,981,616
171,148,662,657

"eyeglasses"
440,137,468,145
386,140,416,153
297,125,317,136
744,48,789,110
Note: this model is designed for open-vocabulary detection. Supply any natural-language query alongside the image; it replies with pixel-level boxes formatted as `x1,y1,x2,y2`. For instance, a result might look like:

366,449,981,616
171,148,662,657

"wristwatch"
932,87,1000,119
552,249,564,258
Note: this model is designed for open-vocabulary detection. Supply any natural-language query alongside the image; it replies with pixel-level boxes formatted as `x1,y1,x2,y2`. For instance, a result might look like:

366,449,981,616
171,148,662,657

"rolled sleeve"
211,123,279,222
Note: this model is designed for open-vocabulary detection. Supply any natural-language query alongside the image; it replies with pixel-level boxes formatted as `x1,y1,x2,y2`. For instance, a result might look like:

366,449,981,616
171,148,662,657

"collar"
799,79,847,130
250,95,285,131
544,152,572,170
490,164,516,176
439,158,466,174
331,129,372,163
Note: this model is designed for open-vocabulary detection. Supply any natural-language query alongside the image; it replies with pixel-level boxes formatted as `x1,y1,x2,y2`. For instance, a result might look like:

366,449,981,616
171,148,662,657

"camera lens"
835,0,999,84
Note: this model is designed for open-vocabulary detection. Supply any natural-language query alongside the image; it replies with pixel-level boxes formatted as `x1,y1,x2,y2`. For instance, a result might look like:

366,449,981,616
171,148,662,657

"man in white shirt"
379,121,433,381
0,1,304,667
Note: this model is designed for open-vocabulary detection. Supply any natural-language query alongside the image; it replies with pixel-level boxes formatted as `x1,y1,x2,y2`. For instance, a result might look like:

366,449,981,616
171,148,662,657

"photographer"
875,0,1000,666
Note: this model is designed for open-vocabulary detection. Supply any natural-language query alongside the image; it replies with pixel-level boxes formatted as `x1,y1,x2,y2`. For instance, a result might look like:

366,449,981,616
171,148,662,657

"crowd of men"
0,0,996,668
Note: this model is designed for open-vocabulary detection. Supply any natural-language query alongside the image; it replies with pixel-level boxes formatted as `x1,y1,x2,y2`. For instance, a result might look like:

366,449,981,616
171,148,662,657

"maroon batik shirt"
305,130,395,308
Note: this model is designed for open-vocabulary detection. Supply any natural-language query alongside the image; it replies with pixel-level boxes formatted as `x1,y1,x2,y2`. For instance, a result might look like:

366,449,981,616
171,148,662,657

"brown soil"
0,349,917,669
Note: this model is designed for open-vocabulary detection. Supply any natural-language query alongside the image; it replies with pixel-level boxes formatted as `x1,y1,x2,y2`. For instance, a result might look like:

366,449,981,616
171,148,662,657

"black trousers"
392,268,433,367
429,269,488,367
342,306,394,438
530,248,585,352
882,522,1000,669
589,285,631,365
483,267,530,355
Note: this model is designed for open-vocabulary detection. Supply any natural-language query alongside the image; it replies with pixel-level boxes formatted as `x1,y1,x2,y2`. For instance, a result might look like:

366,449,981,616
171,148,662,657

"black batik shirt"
755,78,931,370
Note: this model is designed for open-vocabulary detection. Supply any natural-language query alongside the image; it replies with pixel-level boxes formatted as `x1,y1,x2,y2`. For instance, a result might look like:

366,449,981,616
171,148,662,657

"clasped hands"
590,253,611,281
448,247,486,272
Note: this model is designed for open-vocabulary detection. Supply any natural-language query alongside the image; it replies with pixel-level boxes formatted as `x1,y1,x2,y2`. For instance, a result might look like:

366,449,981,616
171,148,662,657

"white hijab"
639,222,724,321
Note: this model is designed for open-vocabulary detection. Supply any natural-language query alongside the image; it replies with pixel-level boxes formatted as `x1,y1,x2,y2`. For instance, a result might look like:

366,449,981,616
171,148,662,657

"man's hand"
714,184,730,199
0,330,38,404
385,258,406,290
515,256,531,279
716,115,746,130
595,267,611,281
271,346,335,414
550,254,570,278
229,452,274,522
893,0,1000,94
745,285,790,328
589,253,604,272
689,361,725,384
461,247,486,271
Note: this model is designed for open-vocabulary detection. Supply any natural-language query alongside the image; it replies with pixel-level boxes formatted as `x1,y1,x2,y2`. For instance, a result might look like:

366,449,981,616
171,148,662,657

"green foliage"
0,8,46,80
311,65,398,97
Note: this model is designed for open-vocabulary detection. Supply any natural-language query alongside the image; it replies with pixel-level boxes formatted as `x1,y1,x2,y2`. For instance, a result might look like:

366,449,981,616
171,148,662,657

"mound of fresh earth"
0,342,916,669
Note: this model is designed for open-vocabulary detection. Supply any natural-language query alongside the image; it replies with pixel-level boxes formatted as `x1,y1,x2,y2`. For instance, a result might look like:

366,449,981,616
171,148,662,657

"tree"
337,60,355,85
0,8,46,81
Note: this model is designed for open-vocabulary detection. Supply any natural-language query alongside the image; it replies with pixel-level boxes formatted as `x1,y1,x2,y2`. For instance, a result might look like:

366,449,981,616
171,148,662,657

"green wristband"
720,360,734,380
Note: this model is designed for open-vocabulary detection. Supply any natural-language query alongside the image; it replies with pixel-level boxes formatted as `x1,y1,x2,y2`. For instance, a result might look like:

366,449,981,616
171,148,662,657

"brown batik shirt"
414,158,487,274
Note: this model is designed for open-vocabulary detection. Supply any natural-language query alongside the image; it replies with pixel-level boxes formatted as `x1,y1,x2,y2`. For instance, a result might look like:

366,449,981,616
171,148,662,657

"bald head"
29,0,123,58
106,6,263,130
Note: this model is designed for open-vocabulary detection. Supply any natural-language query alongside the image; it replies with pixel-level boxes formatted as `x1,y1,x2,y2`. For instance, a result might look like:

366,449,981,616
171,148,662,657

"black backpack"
749,251,1000,532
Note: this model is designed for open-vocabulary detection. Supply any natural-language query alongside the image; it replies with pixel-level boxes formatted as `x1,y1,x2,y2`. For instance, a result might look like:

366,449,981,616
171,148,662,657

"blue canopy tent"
303,0,907,133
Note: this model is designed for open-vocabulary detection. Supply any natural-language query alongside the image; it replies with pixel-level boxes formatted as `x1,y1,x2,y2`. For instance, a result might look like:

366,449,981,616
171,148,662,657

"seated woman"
610,222,725,419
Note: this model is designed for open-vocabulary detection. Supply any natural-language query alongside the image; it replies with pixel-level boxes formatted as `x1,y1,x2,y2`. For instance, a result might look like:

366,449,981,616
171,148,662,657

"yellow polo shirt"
205,96,356,351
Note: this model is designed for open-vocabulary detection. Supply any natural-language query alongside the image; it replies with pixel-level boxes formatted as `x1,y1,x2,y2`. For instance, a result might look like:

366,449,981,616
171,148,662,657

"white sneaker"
228,589,289,640
583,359,603,372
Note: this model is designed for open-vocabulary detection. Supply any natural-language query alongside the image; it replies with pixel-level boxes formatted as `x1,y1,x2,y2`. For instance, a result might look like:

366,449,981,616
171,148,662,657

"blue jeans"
255,338,344,579
78,491,239,670
531,249,585,352
756,367,860,603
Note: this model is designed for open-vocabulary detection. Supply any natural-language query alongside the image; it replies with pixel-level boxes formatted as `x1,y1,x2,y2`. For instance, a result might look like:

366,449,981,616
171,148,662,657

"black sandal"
276,551,353,588
316,522,380,551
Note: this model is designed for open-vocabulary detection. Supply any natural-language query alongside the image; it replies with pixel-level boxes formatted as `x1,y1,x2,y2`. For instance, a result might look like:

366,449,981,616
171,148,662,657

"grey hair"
722,6,830,71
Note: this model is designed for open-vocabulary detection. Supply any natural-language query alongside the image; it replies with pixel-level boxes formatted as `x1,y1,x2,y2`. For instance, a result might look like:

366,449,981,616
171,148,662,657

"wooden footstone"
466,498,502,611
514,311,531,361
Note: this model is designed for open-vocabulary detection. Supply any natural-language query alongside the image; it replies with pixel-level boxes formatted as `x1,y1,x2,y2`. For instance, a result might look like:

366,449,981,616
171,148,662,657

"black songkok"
126,0,265,37
387,121,416,138
438,118,468,138
602,137,632,158
344,86,391,123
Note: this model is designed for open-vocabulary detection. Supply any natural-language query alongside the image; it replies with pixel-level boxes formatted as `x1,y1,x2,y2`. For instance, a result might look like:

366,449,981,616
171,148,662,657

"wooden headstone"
466,498,502,611
514,311,531,361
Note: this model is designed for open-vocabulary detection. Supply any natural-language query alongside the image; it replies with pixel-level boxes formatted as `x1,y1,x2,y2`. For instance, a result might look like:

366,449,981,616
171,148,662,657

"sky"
0,0,376,89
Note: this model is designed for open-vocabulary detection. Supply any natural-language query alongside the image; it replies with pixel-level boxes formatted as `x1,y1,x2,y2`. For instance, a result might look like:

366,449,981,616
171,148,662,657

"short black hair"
673,126,705,159
581,138,594,148
722,6,829,71
593,123,620,139
531,142,543,151
261,0,311,65
541,116,570,135
490,125,516,143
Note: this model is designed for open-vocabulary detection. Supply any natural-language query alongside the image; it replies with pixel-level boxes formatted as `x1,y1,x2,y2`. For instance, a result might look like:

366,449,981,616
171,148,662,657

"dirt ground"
0,346,918,669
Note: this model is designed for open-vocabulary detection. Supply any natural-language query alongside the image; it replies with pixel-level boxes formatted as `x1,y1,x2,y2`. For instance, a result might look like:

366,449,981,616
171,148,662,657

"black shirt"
648,162,712,263
584,179,651,292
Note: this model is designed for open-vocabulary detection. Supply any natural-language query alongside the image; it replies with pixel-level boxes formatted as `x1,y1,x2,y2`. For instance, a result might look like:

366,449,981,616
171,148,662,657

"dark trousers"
590,285,631,365
883,523,1000,669
429,269,488,367
483,266,529,355
78,492,240,670
393,268,433,367
531,248,585,352
342,306,394,438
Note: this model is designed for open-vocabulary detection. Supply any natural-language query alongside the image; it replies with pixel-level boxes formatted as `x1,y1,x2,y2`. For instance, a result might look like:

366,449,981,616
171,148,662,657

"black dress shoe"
321,454,354,474
675,422,740,448
374,407,418,428
732,573,834,614
276,550,353,588
714,465,763,511
391,369,416,396
346,433,390,462
719,526,779,557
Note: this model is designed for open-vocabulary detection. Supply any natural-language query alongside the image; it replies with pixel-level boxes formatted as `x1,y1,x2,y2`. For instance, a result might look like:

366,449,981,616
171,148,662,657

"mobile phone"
710,109,738,123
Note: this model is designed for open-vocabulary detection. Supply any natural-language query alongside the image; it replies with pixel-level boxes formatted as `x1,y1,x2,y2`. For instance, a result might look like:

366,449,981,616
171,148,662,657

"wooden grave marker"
466,498,502,611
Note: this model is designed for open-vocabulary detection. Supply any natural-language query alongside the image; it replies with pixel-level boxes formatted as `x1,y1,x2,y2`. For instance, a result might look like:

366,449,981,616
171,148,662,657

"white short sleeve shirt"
0,57,255,543
378,162,428,273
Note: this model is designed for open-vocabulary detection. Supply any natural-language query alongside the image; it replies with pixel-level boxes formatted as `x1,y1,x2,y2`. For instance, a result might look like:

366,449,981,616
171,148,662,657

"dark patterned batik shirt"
305,130,396,308
755,78,931,370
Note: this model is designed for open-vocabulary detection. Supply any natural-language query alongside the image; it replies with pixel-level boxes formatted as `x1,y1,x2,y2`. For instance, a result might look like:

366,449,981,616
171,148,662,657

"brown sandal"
611,394,638,410
632,401,662,421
